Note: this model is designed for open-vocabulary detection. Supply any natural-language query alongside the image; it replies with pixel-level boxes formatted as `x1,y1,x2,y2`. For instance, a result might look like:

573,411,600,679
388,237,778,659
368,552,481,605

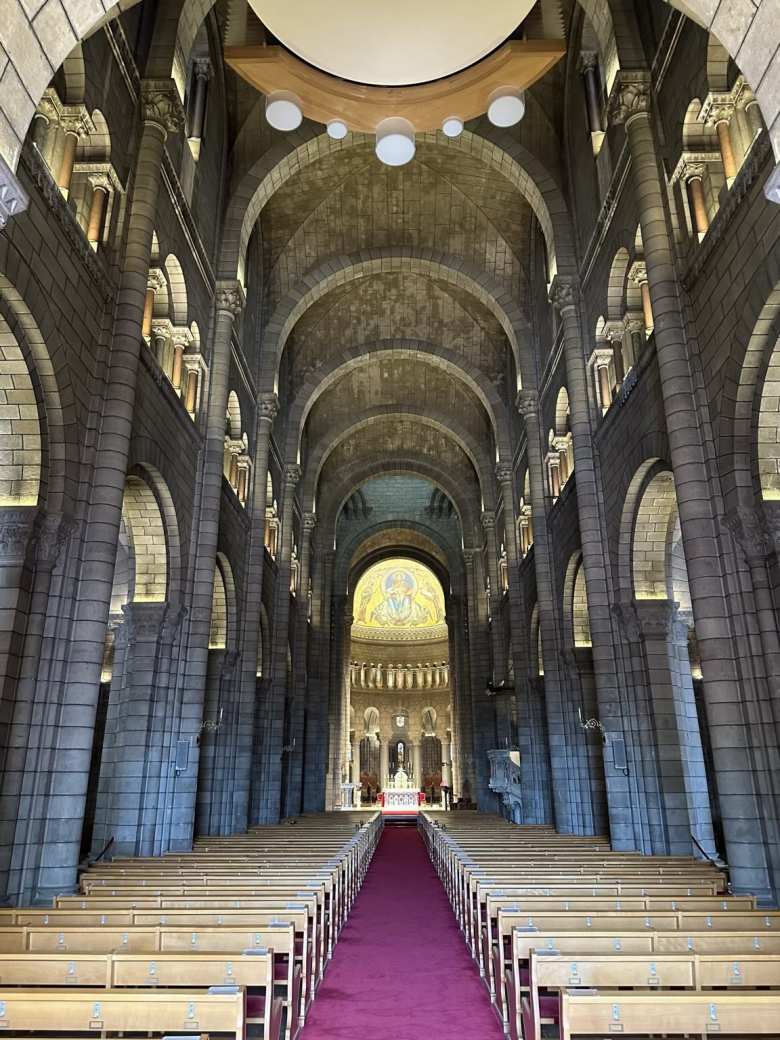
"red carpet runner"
300,824,503,1039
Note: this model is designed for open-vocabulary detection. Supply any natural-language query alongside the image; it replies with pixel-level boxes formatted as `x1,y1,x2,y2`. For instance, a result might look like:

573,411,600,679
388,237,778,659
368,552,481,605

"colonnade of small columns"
671,75,766,241
31,89,121,251
348,660,450,690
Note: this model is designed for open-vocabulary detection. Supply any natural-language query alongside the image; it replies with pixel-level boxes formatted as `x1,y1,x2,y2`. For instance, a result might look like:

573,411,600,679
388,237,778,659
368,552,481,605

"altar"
378,765,425,814
381,787,423,810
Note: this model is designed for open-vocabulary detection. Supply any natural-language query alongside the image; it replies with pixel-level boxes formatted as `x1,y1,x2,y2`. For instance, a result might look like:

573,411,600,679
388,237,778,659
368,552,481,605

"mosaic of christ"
354,559,444,630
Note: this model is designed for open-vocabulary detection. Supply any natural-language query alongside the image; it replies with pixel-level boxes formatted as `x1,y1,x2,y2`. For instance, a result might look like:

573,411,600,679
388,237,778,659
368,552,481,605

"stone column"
611,71,773,895
323,594,347,807
379,739,389,790
709,104,738,184
635,600,715,856
630,262,654,335
157,279,244,855
446,594,469,799
236,394,278,830
412,741,423,788
550,278,649,846
305,546,334,811
463,549,495,810
5,84,182,903
195,648,240,837
481,511,506,685
516,390,583,833
285,511,316,815
256,464,301,822
580,52,604,134
86,174,110,248
188,58,212,153
96,601,174,857
441,733,453,789
56,116,84,197
683,162,709,237
0,508,37,753
0,511,74,900
496,463,550,822
722,507,780,706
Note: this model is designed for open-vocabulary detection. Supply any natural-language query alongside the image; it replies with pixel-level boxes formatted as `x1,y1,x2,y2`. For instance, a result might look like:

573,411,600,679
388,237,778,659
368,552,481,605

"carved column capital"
122,600,170,641
495,462,514,486
679,159,707,183
169,325,193,350
283,463,303,488
161,605,188,642
607,70,652,127
192,57,213,82
147,268,167,293
548,274,579,313
258,393,279,423
623,311,645,336
214,280,245,318
701,95,735,127
59,107,95,138
302,511,317,533
0,507,37,564
33,511,76,572
481,511,496,532
611,598,642,641
579,51,599,75
515,388,539,418
722,505,773,564
140,80,185,135
462,549,476,569
635,599,688,643
629,261,648,287
0,154,29,231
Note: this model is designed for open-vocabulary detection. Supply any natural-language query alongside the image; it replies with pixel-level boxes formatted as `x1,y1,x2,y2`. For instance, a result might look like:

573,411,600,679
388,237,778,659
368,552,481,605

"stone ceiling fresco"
352,557,447,643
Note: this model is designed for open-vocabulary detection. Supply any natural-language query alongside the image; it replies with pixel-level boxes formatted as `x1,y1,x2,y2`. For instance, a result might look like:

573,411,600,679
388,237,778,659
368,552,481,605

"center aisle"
301,823,502,1039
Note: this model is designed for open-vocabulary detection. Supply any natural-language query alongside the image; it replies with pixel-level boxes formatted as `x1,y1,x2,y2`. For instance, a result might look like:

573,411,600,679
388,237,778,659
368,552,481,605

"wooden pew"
22,923,301,1038
0,814,383,1039
506,930,780,1039
0,951,282,1039
0,987,249,1038
558,989,780,1038
491,906,780,1013
522,949,780,1040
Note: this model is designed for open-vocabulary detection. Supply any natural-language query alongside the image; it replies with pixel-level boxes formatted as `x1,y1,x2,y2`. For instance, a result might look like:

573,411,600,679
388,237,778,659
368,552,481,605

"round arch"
259,248,535,392
303,409,491,509
284,338,511,460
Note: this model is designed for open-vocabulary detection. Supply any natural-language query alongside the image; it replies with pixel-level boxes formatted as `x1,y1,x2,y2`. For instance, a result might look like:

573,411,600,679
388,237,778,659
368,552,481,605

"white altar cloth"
383,787,419,810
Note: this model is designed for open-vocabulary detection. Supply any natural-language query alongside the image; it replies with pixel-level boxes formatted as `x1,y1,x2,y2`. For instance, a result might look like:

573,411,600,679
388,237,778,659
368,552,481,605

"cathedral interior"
1,4,780,1028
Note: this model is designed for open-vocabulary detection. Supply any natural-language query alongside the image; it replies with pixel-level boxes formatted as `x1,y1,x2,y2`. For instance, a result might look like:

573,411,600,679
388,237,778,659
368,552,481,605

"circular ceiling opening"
248,0,534,87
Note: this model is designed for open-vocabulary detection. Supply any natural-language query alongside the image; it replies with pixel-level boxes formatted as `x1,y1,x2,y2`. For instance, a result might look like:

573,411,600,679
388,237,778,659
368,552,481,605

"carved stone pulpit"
488,749,523,823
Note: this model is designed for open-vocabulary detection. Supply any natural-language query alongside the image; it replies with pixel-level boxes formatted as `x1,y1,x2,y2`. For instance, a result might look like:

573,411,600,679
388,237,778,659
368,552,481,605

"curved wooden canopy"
224,40,565,134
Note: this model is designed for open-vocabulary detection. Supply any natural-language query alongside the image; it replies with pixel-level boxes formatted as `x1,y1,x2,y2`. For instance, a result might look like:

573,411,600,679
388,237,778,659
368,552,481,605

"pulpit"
488,748,523,822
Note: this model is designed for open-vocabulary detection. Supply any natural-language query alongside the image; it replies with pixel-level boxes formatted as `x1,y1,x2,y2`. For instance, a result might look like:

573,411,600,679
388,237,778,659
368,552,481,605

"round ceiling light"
265,90,303,131
327,119,349,140
487,87,526,127
375,117,415,166
442,116,464,138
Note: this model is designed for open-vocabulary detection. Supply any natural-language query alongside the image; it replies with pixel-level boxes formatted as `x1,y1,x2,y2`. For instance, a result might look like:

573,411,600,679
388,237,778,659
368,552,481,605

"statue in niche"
394,741,409,787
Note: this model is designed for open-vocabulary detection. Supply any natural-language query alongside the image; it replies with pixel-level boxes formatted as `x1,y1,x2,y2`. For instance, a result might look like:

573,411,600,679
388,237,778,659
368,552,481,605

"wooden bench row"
418,813,780,1039
0,812,383,1040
